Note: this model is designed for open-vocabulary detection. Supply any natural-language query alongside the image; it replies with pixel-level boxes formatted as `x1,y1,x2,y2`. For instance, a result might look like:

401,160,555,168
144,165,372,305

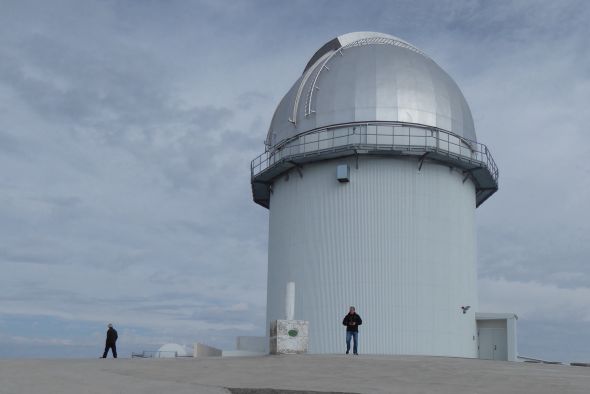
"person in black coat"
342,306,362,355
102,323,118,358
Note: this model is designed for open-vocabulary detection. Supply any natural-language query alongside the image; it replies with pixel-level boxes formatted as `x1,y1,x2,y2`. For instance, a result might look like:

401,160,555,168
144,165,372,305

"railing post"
436,129,440,151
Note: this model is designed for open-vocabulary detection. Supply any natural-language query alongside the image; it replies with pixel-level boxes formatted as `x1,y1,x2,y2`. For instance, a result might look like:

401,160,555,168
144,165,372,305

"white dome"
156,343,188,358
267,31,475,147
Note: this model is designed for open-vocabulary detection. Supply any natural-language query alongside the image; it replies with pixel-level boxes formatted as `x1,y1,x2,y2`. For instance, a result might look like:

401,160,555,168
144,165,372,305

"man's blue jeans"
346,331,358,354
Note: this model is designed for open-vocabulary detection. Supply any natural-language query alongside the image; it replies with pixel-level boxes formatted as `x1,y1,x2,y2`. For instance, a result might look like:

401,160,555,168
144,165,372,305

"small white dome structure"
156,343,188,358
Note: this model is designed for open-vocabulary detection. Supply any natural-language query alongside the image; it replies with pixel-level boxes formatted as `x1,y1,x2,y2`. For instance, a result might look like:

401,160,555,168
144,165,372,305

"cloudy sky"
0,0,589,360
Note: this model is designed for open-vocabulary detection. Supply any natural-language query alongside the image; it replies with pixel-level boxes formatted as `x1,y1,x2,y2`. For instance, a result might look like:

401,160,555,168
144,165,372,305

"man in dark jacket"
102,323,118,358
342,306,362,355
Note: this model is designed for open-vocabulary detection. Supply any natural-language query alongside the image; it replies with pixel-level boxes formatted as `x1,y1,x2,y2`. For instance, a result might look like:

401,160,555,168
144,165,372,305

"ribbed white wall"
266,156,478,356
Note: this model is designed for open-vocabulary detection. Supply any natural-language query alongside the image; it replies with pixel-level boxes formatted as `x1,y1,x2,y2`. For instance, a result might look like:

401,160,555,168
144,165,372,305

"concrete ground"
1,355,589,394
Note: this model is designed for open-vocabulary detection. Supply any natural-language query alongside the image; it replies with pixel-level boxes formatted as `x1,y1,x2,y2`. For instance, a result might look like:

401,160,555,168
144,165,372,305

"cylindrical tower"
251,32,498,356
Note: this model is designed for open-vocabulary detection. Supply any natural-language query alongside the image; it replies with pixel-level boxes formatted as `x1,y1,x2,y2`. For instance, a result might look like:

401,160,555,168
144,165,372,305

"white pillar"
285,282,295,320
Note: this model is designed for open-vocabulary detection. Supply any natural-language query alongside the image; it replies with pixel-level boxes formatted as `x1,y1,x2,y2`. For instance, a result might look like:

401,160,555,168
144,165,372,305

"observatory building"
251,32,511,358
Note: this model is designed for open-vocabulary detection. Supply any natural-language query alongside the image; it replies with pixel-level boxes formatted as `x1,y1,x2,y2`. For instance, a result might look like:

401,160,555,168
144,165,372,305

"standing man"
102,323,118,358
342,306,362,355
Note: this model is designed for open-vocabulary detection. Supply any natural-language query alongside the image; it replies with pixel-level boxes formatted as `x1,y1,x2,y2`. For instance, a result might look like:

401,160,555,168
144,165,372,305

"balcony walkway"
252,122,499,209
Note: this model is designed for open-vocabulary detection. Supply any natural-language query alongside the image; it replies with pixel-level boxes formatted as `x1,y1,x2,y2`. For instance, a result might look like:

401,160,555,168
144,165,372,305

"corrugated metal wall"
266,156,478,356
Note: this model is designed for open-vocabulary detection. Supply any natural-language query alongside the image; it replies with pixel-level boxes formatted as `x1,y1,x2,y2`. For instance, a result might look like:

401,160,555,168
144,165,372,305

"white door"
478,328,507,360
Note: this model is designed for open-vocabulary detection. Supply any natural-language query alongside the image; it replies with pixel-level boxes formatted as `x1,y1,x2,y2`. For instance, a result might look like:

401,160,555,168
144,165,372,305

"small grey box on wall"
336,164,350,182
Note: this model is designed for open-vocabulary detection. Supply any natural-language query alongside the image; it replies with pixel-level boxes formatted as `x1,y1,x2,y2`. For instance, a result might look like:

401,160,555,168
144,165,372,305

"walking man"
342,306,362,355
102,323,118,358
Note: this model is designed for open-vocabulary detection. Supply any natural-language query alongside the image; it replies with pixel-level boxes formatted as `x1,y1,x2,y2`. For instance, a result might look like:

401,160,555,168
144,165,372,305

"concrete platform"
1,355,589,394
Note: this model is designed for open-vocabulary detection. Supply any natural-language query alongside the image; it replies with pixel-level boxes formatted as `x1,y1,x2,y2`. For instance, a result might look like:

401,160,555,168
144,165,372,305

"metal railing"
251,122,498,182
131,350,179,358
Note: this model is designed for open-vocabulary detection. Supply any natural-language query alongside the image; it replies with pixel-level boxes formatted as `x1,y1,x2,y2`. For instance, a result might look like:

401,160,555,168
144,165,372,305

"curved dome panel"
267,32,475,147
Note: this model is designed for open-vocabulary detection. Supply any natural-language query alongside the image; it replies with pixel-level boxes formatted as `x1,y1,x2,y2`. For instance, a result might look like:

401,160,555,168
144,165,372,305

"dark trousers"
102,343,117,358
346,331,358,354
